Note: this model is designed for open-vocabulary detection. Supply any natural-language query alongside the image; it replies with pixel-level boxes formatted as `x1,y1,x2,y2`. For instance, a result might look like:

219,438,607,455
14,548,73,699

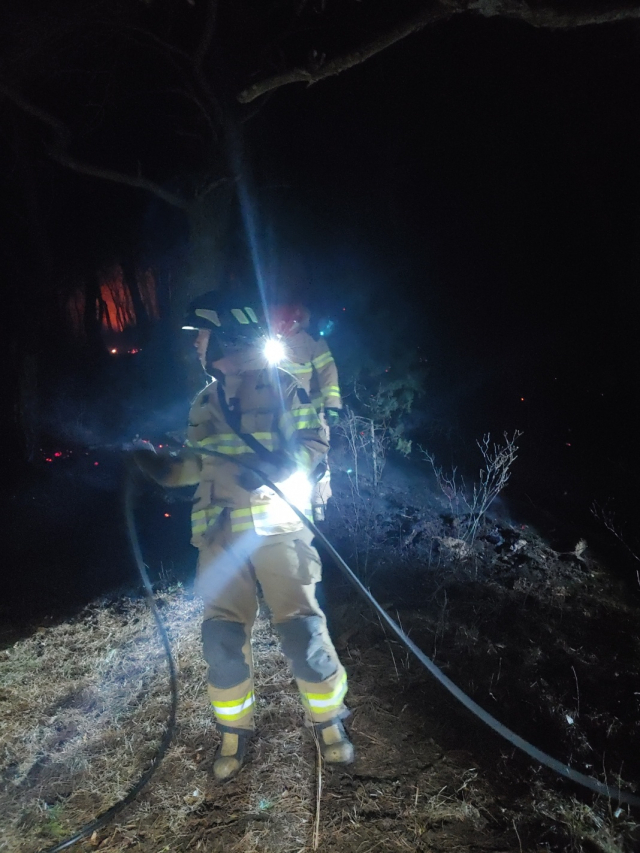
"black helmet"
183,291,263,332
183,291,266,362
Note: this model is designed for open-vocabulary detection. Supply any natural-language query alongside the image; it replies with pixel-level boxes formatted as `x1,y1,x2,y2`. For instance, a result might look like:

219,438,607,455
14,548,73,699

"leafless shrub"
591,500,640,565
420,448,465,519
591,500,640,587
335,406,397,489
420,430,523,543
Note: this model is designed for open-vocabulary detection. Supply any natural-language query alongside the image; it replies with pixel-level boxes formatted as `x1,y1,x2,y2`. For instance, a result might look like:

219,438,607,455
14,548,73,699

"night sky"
2,6,640,608
247,16,640,518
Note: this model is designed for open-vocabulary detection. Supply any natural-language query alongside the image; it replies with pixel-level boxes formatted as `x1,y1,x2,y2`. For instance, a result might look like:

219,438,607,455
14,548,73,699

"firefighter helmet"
183,291,264,334
269,303,310,337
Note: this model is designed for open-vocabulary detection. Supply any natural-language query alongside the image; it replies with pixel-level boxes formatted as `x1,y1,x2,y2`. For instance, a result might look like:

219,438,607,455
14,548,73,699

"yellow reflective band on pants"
197,522,348,731
301,670,348,716
211,690,255,723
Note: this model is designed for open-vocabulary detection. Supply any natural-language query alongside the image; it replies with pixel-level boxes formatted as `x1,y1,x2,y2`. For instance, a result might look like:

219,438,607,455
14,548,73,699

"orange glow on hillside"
100,265,135,332
65,264,160,338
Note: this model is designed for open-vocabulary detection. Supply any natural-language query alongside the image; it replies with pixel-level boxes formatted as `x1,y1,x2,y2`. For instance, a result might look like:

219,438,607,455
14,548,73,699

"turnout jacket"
280,329,342,412
158,350,329,546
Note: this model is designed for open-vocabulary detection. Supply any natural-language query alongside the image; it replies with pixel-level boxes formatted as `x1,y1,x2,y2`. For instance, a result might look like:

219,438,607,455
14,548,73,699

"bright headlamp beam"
264,338,286,365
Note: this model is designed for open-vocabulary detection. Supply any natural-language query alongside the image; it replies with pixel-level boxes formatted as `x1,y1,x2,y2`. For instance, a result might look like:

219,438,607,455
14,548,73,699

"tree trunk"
121,251,151,341
83,268,106,359
182,187,235,313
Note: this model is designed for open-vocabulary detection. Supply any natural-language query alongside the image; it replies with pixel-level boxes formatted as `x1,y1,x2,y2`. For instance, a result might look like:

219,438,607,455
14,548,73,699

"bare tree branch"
0,79,190,211
190,0,224,129
193,0,218,73
470,0,640,28
51,150,191,210
0,80,71,147
196,174,231,200
121,24,192,63
238,2,458,104
238,0,640,103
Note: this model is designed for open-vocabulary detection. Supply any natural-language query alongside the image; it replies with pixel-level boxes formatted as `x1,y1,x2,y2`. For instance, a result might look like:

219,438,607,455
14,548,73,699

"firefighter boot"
213,730,249,782
314,718,355,765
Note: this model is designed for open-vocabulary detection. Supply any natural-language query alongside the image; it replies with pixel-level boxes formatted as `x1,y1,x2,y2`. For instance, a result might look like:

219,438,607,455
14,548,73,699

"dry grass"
0,590,319,852
4,575,630,853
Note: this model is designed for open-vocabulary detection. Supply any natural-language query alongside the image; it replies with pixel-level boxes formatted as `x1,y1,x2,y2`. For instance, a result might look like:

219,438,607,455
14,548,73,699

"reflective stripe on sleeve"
191,505,223,536
312,351,335,370
323,385,341,398
283,361,313,376
230,506,253,533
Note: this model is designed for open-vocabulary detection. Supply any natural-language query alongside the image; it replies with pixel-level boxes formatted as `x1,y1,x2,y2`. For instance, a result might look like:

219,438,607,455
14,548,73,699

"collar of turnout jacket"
186,366,328,544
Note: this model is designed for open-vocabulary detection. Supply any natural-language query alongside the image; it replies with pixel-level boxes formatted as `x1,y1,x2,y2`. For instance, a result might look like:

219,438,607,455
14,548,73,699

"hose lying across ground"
37,477,179,853
39,450,640,851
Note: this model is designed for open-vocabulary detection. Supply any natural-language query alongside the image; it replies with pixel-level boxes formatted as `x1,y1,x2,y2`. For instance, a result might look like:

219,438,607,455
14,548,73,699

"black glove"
236,450,296,491
325,407,340,427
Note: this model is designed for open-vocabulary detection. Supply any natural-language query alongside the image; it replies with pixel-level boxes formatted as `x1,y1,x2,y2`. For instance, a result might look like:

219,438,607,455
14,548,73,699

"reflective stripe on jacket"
280,329,342,411
183,357,328,545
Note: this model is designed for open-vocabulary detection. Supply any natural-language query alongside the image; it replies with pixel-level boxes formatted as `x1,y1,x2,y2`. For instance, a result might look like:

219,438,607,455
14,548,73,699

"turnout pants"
196,517,348,732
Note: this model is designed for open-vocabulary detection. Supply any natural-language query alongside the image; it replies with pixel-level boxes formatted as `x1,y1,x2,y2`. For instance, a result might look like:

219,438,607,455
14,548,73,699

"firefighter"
133,292,353,782
269,303,342,521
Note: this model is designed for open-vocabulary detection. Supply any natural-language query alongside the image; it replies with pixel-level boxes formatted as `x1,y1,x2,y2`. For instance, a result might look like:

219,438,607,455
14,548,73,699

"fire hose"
38,475,179,853
39,448,640,852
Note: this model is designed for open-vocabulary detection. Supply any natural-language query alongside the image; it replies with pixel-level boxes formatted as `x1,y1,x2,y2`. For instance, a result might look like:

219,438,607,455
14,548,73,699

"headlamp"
264,337,286,365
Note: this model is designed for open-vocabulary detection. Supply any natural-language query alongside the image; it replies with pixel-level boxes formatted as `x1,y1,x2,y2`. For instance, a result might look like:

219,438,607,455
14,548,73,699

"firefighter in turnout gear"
133,292,353,781
269,304,342,521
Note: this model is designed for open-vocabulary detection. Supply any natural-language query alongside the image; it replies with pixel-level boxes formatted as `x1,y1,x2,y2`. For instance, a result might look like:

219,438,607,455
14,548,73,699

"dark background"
2,7,639,617
250,16,640,519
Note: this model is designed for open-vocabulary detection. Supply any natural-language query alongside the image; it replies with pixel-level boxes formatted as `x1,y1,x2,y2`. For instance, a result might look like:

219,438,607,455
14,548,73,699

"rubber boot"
314,719,354,765
213,731,249,782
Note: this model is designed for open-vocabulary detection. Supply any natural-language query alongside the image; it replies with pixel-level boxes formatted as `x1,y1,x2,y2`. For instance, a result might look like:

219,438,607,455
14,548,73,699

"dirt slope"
2,461,640,852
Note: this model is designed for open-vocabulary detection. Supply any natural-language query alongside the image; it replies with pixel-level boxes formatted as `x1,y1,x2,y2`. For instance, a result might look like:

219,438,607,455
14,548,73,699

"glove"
236,450,296,492
325,408,340,427
131,441,173,482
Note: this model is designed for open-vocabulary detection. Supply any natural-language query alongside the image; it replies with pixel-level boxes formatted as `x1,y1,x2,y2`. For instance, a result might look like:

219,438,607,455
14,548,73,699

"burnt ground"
2,452,640,852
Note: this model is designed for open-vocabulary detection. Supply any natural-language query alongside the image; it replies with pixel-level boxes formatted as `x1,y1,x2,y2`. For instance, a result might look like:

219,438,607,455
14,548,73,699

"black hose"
38,447,638,853
37,474,179,853
194,446,640,808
